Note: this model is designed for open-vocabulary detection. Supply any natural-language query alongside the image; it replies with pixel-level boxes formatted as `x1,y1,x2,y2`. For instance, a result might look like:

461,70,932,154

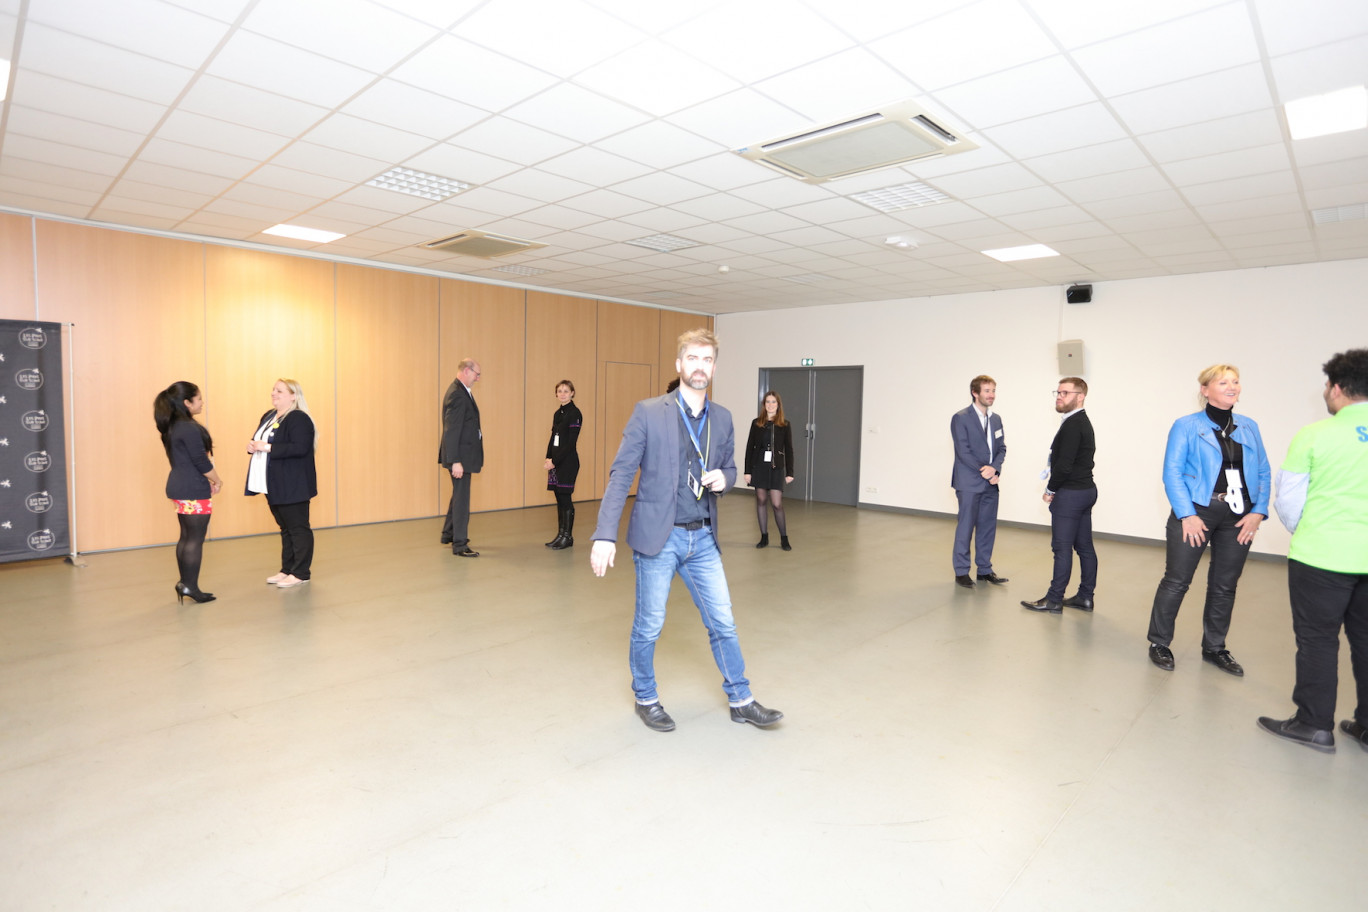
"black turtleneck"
1205,404,1247,505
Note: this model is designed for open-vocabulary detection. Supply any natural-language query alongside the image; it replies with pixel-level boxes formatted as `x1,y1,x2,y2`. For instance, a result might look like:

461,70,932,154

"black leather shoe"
977,572,1009,584
1149,643,1175,670
635,702,675,732
1062,594,1094,612
955,575,975,588
1339,719,1368,753
440,537,452,545
1202,649,1244,676
1020,597,1062,613
1258,715,1335,753
730,700,783,727
454,547,480,557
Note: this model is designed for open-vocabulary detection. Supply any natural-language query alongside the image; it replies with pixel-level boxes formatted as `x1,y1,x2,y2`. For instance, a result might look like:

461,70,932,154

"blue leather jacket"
1162,411,1271,519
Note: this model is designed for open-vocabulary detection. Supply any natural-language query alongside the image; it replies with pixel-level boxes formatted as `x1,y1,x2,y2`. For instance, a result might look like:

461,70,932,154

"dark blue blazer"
592,393,736,557
950,405,1006,492
438,379,483,472
244,409,317,505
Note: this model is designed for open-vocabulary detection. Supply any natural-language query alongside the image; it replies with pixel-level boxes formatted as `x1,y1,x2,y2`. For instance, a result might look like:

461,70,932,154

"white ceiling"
1,0,1366,315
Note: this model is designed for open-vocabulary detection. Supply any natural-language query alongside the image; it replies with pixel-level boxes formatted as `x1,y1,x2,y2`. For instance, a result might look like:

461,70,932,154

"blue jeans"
630,525,752,705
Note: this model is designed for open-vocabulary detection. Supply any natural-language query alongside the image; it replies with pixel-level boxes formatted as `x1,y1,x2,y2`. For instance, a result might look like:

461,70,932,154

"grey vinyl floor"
1,496,1364,911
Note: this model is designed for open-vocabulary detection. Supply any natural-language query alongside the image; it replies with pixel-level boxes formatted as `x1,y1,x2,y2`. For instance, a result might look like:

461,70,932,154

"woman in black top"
744,391,796,550
544,380,583,550
245,379,318,589
154,380,223,604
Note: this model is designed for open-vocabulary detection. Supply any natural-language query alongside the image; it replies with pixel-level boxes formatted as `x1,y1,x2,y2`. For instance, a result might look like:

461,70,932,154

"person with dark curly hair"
154,381,223,604
1260,349,1368,754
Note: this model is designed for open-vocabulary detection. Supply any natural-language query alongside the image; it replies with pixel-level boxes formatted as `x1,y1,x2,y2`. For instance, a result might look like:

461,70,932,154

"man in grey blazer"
590,328,783,733
439,358,483,557
951,374,1009,588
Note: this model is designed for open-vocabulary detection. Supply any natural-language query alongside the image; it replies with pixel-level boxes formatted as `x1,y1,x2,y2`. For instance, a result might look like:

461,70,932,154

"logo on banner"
16,368,43,390
25,490,54,513
28,529,56,552
25,451,52,472
22,410,50,432
19,327,49,350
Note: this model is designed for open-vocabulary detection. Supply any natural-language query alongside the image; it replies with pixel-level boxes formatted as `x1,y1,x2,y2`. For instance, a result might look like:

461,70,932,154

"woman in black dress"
154,380,223,603
245,378,318,588
744,390,796,550
544,380,583,550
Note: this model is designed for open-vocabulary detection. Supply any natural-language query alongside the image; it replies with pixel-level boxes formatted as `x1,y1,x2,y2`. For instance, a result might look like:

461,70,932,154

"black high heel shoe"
174,582,216,604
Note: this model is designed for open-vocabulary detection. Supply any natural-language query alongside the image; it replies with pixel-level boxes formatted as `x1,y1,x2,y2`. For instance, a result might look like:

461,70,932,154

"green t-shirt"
1283,401,1368,573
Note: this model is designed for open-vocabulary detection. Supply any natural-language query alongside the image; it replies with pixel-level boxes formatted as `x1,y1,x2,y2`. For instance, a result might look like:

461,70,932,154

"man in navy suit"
439,358,483,557
590,328,783,733
950,374,1009,588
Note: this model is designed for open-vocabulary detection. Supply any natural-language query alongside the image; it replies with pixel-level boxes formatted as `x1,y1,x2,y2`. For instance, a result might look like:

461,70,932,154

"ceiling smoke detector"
735,99,978,184
421,230,547,258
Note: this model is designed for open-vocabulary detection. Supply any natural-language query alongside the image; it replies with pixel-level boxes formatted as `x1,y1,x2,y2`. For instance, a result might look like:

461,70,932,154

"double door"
760,367,863,506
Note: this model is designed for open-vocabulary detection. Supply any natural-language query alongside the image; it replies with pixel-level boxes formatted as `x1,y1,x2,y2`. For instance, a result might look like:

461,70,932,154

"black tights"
175,513,211,591
754,488,786,536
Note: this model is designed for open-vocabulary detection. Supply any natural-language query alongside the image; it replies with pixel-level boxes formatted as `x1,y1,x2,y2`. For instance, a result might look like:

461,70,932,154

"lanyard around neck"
676,393,710,468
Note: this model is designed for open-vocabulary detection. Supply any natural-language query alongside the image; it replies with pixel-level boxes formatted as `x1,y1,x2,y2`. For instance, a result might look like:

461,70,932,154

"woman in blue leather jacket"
1146,364,1270,676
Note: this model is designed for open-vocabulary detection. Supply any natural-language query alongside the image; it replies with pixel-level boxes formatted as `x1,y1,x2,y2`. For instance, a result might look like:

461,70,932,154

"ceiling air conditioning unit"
735,100,978,184
421,229,546,258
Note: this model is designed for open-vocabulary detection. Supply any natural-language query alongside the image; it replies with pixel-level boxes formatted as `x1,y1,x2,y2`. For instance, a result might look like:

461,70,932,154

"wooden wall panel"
335,264,439,525
35,222,206,551
438,280,525,514
0,213,35,319
524,292,597,505
595,302,661,492
204,248,337,538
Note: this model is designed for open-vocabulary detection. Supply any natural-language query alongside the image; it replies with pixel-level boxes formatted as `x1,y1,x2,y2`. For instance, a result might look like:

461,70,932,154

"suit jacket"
244,409,317,505
950,405,1006,492
438,379,483,472
591,393,737,557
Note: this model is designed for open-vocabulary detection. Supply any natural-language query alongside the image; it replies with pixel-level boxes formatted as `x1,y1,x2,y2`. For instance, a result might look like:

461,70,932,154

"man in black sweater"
1022,377,1098,613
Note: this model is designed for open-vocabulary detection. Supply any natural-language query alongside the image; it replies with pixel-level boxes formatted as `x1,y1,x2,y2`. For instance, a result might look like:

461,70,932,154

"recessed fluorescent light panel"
982,244,1059,262
626,234,698,253
367,167,470,201
263,224,346,243
1285,85,1368,140
853,182,950,213
736,99,978,184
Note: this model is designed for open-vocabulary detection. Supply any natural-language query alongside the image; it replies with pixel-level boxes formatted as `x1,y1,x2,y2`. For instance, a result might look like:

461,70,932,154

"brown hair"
755,390,788,427
970,374,995,396
676,327,718,360
1059,376,1088,395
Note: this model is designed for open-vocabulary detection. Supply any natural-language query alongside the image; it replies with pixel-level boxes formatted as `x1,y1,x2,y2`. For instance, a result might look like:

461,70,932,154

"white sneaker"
266,572,287,585
275,575,309,589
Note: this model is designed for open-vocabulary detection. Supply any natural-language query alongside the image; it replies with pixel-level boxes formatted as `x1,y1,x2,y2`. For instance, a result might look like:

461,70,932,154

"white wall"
714,257,1368,557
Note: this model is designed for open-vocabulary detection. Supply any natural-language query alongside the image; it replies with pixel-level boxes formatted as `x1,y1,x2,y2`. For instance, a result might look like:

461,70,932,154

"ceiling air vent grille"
735,100,978,184
421,230,546,258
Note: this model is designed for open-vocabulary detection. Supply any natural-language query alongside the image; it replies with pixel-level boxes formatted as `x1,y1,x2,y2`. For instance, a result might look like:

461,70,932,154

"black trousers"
1046,486,1097,602
1147,497,1253,651
1289,559,1368,731
443,472,472,551
268,500,313,580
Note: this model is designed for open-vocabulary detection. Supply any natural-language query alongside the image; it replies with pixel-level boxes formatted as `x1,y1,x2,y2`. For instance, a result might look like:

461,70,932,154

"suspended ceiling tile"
158,110,292,161
176,76,329,139
1025,0,1229,49
1180,171,1299,207
5,106,145,157
388,34,557,113
4,134,128,176
934,55,1099,131
1269,34,1368,102
1055,167,1174,204
1161,144,1293,186
594,121,724,171
459,0,642,80
11,70,168,134
672,87,812,149
502,83,650,145
242,0,441,74
573,39,740,118
982,103,1129,160
446,117,579,168
559,189,657,220
536,147,655,187
303,114,434,165
662,0,855,86
205,31,375,109
1025,139,1153,184
341,80,488,141
871,0,1057,92
751,48,919,125
402,144,521,187
611,172,712,207
1071,4,1260,97
1137,109,1284,163
26,0,228,68
1255,0,1368,56
270,141,391,183
19,23,195,105
1109,64,1274,135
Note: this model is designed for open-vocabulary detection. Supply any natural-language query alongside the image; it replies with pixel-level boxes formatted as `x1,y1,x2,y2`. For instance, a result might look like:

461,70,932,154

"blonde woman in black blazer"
245,378,318,589
744,390,796,550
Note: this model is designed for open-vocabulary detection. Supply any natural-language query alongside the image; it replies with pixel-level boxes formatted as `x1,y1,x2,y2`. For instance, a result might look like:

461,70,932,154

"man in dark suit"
1022,377,1098,613
950,374,1008,588
590,328,783,733
439,358,483,557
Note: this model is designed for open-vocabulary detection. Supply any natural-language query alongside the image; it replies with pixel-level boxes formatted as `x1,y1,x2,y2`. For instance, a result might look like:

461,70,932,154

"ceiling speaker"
1066,284,1092,304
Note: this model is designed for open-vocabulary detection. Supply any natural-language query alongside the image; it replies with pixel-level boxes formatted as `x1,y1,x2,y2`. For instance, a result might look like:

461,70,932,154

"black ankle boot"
780,536,791,551
755,533,769,549
551,506,575,549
